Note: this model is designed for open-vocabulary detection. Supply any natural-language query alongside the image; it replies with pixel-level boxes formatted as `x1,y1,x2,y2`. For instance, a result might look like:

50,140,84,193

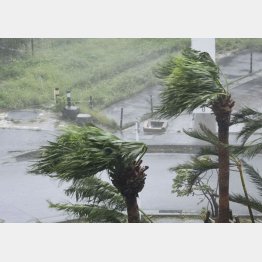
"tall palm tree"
30,125,149,223
154,48,235,222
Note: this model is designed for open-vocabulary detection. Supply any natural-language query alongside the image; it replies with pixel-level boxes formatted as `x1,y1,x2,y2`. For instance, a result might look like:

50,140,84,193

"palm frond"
231,107,262,143
29,125,147,182
171,155,219,174
238,141,262,158
48,202,127,223
65,176,126,210
171,155,219,195
230,161,262,214
184,124,220,146
196,146,218,157
242,161,262,196
195,143,246,168
185,125,251,158
231,107,262,125
154,48,228,118
238,120,262,144
230,194,262,213
153,56,177,79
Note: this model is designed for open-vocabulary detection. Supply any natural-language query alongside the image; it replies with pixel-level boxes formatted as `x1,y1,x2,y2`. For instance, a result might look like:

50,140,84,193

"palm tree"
154,48,235,222
30,125,149,223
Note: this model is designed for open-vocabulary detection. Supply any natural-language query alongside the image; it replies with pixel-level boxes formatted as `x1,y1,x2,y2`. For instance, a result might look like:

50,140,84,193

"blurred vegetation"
216,38,262,53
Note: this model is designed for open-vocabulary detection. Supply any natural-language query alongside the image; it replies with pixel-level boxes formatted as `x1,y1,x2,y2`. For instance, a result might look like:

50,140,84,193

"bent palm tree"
154,48,235,222
30,125,149,223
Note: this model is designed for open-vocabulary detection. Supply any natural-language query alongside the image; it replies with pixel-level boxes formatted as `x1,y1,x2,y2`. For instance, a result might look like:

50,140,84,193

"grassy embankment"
216,38,262,53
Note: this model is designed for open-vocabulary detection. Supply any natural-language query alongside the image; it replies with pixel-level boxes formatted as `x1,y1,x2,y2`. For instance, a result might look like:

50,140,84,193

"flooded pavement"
0,110,61,165
0,110,71,222
102,85,162,125
218,50,262,81
1,50,262,222
0,160,72,222
0,109,65,131
230,76,262,111
6,109,41,122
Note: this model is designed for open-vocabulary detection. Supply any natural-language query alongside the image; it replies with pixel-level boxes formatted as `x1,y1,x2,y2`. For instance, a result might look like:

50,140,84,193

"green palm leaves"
230,161,262,214
154,48,227,118
30,125,147,182
49,176,127,223
231,107,262,157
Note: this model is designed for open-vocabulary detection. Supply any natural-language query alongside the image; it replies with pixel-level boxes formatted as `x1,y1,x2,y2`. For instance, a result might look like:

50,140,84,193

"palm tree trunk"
212,96,234,223
125,195,140,223
217,115,230,223
237,160,255,223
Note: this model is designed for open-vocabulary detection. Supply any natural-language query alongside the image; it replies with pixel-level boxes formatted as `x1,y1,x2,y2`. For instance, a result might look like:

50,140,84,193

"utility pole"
150,95,153,115
31,38,34,56
120,108,124,131
249,51,253,74
67,90,72,107
89,96,93,109
54,88,60,104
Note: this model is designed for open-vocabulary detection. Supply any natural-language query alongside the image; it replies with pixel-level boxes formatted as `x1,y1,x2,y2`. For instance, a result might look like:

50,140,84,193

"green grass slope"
0,38,189,110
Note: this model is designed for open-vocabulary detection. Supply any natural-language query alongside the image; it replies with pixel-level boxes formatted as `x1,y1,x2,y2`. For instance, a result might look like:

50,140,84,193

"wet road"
0,129,72,222
1,138,261,222
0,161,71,222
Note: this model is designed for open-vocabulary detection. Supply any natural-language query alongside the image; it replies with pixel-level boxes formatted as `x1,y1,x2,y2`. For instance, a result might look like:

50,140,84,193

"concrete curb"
0,126,42,131
147,144,210,154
